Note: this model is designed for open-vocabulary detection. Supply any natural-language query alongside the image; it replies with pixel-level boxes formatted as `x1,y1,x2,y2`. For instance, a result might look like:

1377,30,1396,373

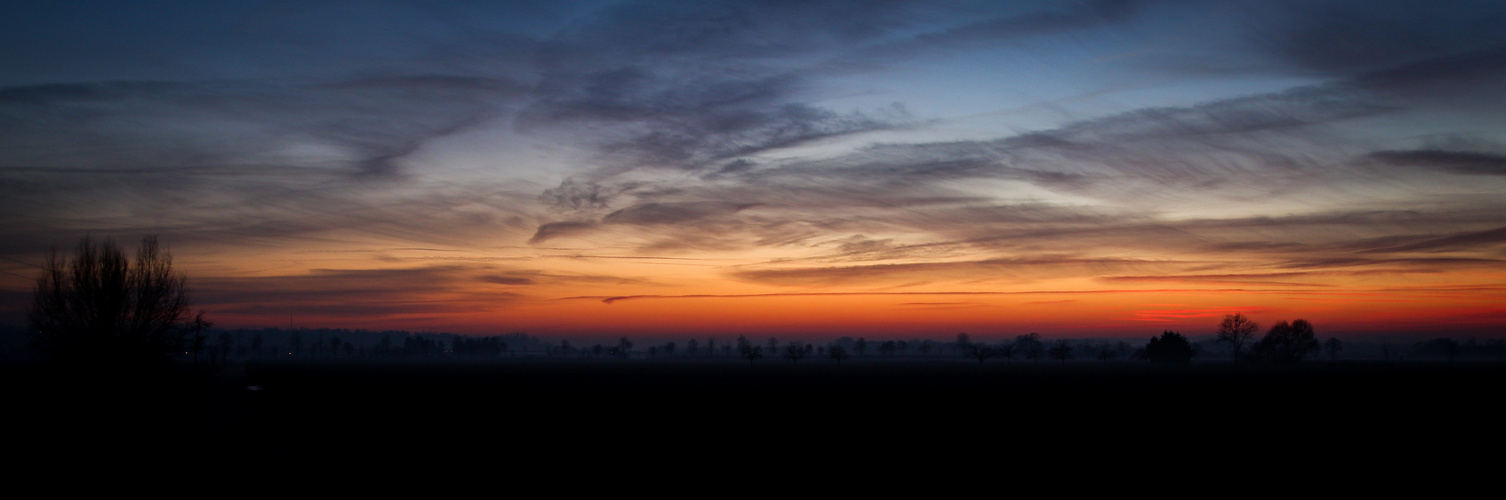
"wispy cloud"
4,1,1505,335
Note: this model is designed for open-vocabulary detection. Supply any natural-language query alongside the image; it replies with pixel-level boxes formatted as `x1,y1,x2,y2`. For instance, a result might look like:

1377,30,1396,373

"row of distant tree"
10,316,1501,366
184,328,546,362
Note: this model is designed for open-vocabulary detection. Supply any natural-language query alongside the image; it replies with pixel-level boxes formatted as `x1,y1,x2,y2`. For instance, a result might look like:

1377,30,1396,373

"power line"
0,255,42,269
0,268,34,280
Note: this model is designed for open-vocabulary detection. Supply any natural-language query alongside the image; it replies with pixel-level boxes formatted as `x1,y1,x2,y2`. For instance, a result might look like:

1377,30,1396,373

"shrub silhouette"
1144,331,1195,364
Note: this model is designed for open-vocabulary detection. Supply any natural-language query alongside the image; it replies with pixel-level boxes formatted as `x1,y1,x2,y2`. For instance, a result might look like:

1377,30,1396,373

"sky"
2,0,1504,341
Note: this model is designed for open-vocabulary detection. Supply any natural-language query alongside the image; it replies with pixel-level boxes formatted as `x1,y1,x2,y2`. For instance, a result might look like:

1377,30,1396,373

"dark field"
10,359,1503,487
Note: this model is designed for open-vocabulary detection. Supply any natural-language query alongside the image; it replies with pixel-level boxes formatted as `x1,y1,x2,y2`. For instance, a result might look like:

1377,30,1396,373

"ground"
6,357,1502,489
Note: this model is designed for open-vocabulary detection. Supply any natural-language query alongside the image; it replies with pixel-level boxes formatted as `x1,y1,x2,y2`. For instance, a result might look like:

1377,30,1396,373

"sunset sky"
2,0,1504,340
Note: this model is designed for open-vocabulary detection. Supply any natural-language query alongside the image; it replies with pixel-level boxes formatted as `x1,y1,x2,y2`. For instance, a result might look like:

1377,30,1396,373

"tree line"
13,235,1500,367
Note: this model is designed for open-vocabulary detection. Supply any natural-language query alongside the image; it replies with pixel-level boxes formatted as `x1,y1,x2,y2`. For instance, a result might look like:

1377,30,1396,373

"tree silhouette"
826,344,848,365
1144,331,1195,364
962,343,996,365
1414,338,1460,361
1015,333,1044,362
1216,314,1259,364
954,333,994,364
783,344,806,364
188,312,209,364
1048,340,1074,363
1097,344,1118,362
616,337,633,359
995,342,1015,363
212,330,231,363
1324,337,1342,361
28,236,202,365
1250,319,1319,365
1438,338,1459,362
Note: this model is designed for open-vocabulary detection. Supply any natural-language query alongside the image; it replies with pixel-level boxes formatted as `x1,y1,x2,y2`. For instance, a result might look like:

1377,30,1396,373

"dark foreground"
9,359,1504,488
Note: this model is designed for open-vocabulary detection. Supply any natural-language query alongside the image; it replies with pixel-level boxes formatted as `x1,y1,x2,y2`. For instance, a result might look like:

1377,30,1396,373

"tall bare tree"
29,236,200,364
1216,313,1259,364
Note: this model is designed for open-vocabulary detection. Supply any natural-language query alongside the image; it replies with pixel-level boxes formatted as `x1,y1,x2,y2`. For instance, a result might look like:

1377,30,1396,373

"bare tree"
826,344,848,365
1015,333,1044,362
188,311,209,364
1097,344,1118,363
1216,314,1259,364
1048,340,1074,363
617,337,633,359
28,236,200,365
1324,338,1343,361
783,344,806,364
962,343,996,365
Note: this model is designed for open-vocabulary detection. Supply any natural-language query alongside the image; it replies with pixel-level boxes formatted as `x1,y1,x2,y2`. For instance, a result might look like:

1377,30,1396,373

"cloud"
529,221,599,244
194,266,509,318
0,76,520,177
540,178,634,211
518,69,902,174
1373,226,1506,253
1275,257,1505,270
567,287,1307,305
602,201,754,226
730,256,1190,287
1099,273,1329,287
843,0,1147,63
1367,150,1506,176
1250,1,1506,76
478,274,535,286
195,263,652,319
